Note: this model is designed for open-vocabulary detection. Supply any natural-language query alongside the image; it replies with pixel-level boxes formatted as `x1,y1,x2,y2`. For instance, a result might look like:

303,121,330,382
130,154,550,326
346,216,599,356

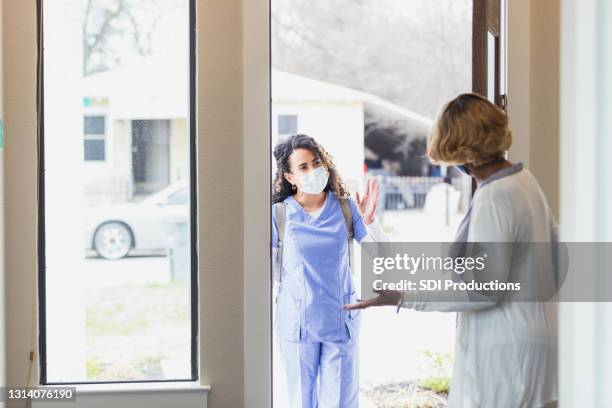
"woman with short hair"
347,93,559,408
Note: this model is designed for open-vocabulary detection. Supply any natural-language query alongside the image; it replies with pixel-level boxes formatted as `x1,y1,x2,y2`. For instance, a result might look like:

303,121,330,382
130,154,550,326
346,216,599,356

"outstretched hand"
343,289,402,311
355,178,379,225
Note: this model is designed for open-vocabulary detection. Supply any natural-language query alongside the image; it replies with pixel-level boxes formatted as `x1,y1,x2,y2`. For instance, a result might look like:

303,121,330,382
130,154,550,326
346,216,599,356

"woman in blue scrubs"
272,134,384,408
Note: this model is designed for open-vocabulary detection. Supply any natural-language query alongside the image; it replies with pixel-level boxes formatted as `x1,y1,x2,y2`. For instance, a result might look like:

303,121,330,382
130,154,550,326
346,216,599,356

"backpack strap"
273,202,286,283
339,197,355,273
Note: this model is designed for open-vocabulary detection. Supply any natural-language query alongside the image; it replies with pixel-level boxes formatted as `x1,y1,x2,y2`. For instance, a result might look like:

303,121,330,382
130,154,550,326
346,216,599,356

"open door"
473,0,506,111
271,2,476,406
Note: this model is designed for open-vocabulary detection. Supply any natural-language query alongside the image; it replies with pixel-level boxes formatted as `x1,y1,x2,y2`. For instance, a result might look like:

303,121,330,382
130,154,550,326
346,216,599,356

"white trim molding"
33,383,210,408
559,0,612,407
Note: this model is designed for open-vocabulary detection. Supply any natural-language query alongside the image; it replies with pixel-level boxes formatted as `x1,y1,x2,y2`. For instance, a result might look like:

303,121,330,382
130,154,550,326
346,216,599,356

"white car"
85,182,189,259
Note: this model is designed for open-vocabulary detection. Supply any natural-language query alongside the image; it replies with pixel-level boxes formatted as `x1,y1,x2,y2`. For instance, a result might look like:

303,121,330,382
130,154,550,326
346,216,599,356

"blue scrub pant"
278,336,359,408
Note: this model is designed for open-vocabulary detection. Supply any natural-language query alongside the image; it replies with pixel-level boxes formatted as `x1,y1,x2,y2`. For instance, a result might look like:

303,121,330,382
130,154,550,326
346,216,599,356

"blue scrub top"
273,192,367,342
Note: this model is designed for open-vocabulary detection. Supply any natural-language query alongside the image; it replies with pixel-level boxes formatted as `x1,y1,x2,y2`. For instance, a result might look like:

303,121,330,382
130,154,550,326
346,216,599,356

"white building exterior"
272,69,432,193
83,56,190,206
83,65,431,204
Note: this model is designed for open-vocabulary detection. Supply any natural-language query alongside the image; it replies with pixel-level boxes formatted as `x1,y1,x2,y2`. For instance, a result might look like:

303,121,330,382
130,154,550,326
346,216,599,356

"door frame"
473,0,506,110
241,0,537,406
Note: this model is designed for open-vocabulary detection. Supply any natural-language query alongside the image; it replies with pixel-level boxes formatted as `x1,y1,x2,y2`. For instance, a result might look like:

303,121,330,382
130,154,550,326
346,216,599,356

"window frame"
36,0,199,385
472,0,507,195
83,114,107,162
473,0,507,111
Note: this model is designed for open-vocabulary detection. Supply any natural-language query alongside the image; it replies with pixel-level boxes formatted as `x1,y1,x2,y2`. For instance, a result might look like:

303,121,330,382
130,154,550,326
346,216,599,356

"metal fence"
377,175,464,211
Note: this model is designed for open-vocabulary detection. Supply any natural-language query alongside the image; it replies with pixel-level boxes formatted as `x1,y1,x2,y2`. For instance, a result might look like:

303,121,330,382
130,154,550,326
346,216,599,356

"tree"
271,0,472,119
83,0,184,76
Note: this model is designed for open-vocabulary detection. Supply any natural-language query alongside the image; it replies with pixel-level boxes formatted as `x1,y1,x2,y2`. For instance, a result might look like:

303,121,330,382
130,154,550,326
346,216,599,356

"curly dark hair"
272,134,349,204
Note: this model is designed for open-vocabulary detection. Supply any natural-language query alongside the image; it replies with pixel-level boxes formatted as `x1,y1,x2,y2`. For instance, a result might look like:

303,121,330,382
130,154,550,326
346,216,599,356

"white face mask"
299,166,329,195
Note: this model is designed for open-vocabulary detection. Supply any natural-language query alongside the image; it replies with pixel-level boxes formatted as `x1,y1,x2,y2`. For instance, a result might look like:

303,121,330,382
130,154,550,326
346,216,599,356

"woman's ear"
284,172,296,188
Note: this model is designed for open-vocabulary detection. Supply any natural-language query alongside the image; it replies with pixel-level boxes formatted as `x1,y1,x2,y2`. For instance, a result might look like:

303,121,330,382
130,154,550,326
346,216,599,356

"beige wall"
196,0,244,407
529,0,560,218
507,0,532,169
0,0,6,403
242,0,271,405
3,1,38,405
508,0,561,218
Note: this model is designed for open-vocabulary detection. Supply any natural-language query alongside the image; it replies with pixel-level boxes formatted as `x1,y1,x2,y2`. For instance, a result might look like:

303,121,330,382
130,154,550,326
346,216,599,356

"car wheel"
93,222,133,260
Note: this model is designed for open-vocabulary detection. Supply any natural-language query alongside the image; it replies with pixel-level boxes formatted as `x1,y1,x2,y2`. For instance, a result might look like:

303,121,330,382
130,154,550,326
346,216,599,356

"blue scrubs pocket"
344,292,361,320
275,294,302,342
344,292,361,340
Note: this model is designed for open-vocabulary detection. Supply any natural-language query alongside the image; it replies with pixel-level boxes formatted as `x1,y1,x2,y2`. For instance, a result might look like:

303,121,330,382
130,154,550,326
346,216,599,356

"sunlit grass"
85,281,190,381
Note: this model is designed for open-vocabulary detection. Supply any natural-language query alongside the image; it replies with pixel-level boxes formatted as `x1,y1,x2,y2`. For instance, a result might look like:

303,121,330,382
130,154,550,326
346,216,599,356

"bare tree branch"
83,0,169,76
84,0,127,75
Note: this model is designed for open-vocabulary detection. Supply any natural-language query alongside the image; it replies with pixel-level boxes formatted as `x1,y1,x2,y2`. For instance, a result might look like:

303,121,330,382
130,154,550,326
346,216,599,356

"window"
39,0,196,384
84,115,106,161
278,114,298,135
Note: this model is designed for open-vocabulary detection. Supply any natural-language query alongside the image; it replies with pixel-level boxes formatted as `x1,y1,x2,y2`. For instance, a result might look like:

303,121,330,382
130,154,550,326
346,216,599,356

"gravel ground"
361,381,448,408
